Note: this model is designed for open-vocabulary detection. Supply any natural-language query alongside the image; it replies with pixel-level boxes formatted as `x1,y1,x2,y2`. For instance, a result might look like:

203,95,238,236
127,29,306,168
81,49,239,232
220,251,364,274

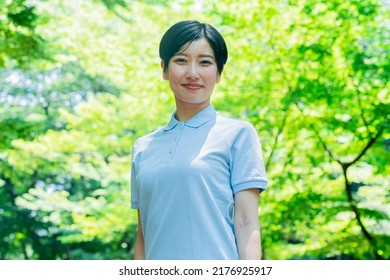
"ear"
161,60,169,80
216,65,224,83
216,72,222,83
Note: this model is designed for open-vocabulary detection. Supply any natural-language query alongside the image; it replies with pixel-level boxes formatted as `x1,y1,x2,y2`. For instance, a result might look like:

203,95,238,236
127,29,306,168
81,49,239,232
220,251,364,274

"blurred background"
0,0,389,260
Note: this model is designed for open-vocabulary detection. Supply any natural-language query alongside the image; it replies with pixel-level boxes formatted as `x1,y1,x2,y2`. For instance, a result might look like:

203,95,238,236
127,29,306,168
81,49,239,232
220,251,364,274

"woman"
131,20,267,260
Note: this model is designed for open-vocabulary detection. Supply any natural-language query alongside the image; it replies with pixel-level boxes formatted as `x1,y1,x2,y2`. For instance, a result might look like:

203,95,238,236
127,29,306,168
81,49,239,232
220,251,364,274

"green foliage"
0,0,48,67
0,0,389,259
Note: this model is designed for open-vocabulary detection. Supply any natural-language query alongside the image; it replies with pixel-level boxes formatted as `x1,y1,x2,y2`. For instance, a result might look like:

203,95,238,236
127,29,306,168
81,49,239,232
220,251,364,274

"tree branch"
297,107,385,259
344,125,385,169
265,54,295,170
342,166,381,259
265,108,288,171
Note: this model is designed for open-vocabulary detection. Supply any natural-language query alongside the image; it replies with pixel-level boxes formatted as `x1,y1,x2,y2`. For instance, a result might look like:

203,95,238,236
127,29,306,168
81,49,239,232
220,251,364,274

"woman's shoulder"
216,112,257,132
132,126,165,151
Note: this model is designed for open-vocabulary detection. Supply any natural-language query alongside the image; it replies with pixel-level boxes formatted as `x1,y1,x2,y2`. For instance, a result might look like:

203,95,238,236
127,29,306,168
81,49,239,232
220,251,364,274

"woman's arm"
133,210,145,260
234,188,261,260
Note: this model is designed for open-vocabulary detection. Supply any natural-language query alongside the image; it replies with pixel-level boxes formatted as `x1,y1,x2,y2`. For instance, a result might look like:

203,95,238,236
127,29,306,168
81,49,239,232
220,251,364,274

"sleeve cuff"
131,201,138,209
233,180,267,194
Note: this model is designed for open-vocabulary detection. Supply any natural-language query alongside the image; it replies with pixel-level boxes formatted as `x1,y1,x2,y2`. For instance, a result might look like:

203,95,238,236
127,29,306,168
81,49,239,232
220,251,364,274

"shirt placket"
169,123,185,161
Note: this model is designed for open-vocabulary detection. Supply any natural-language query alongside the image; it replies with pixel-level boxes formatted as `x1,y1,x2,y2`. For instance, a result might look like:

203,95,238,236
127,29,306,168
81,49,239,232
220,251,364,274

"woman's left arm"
234,188,261,260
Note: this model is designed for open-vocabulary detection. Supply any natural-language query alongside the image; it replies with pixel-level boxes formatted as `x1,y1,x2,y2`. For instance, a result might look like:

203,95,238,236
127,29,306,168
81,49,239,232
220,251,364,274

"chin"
177,99,210,106
175,95,209,104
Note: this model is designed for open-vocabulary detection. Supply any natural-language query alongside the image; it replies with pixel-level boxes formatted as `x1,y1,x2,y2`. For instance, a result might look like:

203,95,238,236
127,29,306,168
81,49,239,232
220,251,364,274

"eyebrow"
174,53,215,60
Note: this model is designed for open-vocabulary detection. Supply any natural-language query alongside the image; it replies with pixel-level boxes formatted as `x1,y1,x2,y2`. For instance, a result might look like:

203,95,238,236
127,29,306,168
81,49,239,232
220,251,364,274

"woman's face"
162,38,221,108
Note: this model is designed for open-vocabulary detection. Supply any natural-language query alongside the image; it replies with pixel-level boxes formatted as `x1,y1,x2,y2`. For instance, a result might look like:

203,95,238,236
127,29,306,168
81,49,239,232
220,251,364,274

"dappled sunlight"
0,0,388,260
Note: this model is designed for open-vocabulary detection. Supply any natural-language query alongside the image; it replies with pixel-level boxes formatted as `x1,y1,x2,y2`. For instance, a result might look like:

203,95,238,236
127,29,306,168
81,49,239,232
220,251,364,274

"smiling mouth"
182,84,203,90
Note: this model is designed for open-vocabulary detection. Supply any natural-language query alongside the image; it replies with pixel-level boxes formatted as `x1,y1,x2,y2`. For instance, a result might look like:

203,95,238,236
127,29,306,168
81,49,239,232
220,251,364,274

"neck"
174,100,210,122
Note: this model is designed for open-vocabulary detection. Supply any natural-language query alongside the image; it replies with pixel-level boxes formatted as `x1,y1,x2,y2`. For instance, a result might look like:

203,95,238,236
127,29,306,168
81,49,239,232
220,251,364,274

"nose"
185,62,200,80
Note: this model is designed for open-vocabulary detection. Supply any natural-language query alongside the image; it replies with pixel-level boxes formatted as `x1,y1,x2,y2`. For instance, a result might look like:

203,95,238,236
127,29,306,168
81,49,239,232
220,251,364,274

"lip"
182,83,203,90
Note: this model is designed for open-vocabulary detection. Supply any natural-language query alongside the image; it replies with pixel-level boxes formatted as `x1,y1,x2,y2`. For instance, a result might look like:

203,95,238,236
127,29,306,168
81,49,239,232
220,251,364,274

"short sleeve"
130,142,139,209
230,122,267,194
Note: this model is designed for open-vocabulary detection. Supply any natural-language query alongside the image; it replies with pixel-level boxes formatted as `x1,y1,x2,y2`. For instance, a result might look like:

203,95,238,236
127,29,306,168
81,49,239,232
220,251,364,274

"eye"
174,58,187,64
200,60,212,65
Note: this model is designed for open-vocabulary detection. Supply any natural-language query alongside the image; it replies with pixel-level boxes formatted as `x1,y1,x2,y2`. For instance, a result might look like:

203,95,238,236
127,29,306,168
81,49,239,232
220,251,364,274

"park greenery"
0,0,389,260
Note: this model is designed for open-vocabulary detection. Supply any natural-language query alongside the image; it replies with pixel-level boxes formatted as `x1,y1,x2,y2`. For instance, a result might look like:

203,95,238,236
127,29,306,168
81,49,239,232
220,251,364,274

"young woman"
131,20,267,260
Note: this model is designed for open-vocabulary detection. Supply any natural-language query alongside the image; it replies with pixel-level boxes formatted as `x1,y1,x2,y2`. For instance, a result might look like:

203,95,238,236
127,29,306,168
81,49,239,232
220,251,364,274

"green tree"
0,0,388,260
0,0,48,67
209,0,389,259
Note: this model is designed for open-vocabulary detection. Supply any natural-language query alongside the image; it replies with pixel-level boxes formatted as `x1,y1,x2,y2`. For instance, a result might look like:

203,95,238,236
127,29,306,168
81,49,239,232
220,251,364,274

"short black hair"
159,20,228,74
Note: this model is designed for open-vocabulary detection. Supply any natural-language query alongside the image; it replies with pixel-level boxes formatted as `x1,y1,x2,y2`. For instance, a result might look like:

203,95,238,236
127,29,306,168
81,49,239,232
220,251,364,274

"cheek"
170,70,184,80
202,65,219,76
203,70,220,83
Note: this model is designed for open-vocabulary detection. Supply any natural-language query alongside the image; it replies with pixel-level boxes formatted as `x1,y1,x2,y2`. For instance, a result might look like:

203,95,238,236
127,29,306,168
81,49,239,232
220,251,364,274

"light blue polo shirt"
131,104,267,260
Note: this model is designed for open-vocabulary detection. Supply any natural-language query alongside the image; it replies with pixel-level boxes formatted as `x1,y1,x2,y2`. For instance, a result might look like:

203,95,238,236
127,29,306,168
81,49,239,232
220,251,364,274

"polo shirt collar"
164,104,217,131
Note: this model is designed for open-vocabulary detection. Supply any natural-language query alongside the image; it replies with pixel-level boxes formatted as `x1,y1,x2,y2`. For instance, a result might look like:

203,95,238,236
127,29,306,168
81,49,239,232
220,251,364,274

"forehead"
176,38,215,57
